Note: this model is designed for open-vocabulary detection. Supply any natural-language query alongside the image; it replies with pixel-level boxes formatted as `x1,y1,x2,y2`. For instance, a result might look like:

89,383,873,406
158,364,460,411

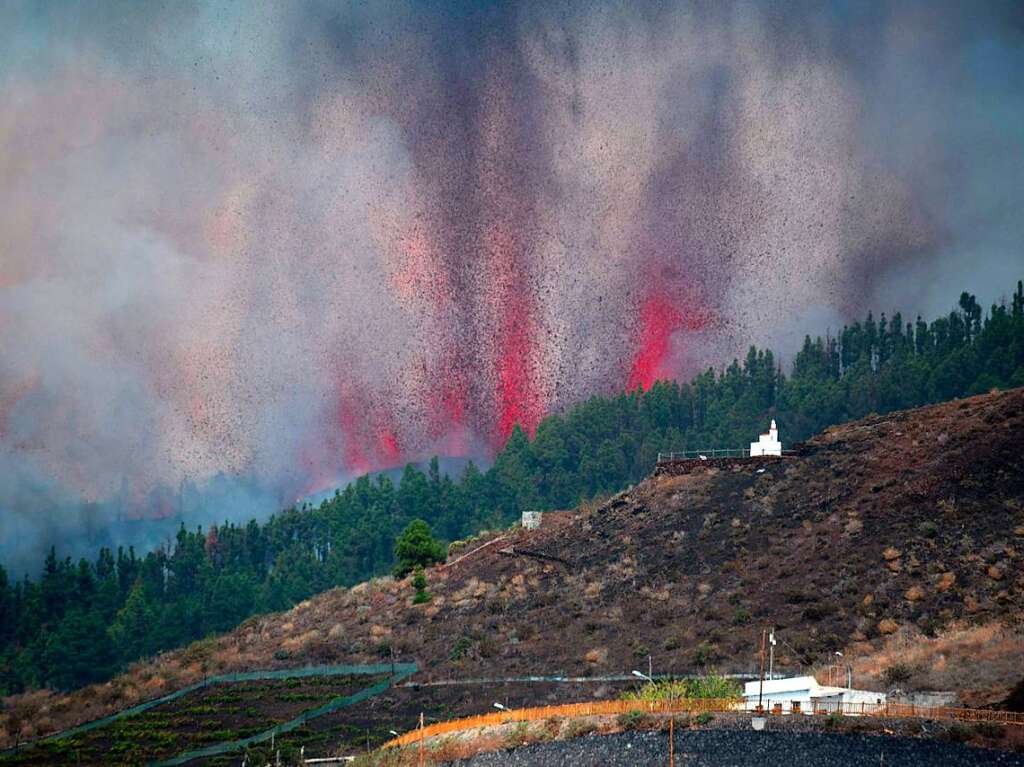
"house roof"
743,676,818,696
743,676,882,699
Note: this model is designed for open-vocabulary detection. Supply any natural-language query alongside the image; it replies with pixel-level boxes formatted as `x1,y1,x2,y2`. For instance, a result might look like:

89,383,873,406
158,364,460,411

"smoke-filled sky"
2,1,1023,564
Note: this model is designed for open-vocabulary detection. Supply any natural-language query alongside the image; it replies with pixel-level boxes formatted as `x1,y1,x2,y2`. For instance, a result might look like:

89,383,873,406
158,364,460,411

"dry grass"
845,622,1024,706
351,717,614,766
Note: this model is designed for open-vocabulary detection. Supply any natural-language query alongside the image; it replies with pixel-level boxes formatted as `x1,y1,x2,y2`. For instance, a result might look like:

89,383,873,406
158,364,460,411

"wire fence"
809,701,1024,724
657,449,752,461
382,696,1024,749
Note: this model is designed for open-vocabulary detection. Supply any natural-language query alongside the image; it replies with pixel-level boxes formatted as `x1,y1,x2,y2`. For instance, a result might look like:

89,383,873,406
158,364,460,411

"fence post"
418,712,424,767
669,713,674,767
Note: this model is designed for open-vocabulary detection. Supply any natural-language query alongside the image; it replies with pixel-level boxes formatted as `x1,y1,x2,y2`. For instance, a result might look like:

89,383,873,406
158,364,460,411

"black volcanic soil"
447,729,1024,767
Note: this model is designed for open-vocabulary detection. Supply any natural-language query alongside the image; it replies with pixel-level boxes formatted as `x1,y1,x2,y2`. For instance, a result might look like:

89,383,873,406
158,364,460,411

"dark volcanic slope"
396,388,1024,679
448,730,1024,767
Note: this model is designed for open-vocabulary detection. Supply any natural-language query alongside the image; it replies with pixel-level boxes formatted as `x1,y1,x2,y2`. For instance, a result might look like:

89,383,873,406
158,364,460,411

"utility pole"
669,712,674,767
769,628,776,680
668,674,675,767
649,654,653,681
757,627,767,712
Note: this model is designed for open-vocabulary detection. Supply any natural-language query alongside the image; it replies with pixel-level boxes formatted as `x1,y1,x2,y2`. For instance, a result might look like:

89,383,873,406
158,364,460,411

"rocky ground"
447,729,1024,766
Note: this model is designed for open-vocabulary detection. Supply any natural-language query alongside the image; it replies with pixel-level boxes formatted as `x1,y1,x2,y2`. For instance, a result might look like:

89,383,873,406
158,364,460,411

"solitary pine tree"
393,519,445,577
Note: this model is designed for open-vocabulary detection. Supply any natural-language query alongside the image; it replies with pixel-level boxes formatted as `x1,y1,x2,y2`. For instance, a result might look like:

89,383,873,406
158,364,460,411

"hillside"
6,282,1023,698
4,389,1024,750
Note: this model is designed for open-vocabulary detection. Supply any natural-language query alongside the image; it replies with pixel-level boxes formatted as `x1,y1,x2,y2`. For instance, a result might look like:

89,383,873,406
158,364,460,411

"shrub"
695,712,714,725
941,723,973,743
687,674,742,699
412,567,431,604
801,603,834,621
693,642,721,666
881,663,915,687
972,721,1005,739
477,636,499,659
623,680,690,702
917,520,938,538
505,722,532,748
449,636,472,660
622,674,741,701
564,718,597,740
732,608,752,625
616,711,654,731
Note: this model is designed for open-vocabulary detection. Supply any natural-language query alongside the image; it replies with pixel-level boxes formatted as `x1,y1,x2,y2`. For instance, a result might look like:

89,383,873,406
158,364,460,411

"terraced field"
0,675,383,766
189,679,635,765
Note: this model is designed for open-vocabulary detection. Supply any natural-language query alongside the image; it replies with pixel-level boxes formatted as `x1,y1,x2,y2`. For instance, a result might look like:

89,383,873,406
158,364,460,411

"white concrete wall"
744,676,885,712
521,511,543,530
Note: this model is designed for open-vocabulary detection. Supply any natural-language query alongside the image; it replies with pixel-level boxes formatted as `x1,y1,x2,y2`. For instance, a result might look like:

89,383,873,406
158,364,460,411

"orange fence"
382,696,1024,749
382,699,741,748
810,701,1024,725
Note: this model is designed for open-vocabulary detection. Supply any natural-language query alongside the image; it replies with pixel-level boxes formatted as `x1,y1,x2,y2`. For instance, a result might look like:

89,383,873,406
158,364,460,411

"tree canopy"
393,519,446,577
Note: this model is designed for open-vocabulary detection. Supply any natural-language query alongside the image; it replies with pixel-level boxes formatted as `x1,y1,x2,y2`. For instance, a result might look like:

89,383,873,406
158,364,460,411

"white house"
743,676,886,713
749,419,782,457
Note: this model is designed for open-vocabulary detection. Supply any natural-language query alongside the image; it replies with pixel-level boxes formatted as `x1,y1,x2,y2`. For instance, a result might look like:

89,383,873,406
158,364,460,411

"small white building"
749,419,782,457
743,676,886,713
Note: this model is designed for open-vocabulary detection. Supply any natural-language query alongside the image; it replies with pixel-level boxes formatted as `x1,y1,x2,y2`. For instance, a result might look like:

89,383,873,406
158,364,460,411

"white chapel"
750,419,782,457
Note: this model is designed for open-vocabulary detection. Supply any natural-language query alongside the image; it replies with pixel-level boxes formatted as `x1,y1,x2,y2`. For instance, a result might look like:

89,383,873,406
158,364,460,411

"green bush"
622,674,741,702
564,718,597,740
616,711,654,731
505,722,532,748
411,567,431,603
881,663,914,687
449,636,472,660
632,644,651,658
695,712,714,725
687,674,742,699
732,608,752,625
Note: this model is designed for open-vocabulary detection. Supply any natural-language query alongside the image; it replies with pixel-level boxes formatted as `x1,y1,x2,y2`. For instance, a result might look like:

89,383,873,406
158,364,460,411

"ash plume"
1,1,1022,572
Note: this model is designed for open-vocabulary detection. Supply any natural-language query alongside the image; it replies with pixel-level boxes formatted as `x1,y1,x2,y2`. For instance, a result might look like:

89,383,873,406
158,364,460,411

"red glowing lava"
334,389,371,475
487,226,543,442
627,292,704,392
377,427,401,465
496,309,540,440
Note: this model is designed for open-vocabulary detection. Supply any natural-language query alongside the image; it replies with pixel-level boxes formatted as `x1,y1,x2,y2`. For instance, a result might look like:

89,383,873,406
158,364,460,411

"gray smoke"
1,0,1021,575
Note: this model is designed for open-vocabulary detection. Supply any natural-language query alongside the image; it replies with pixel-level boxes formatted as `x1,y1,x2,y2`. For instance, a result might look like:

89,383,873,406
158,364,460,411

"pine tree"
393,520,445,577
